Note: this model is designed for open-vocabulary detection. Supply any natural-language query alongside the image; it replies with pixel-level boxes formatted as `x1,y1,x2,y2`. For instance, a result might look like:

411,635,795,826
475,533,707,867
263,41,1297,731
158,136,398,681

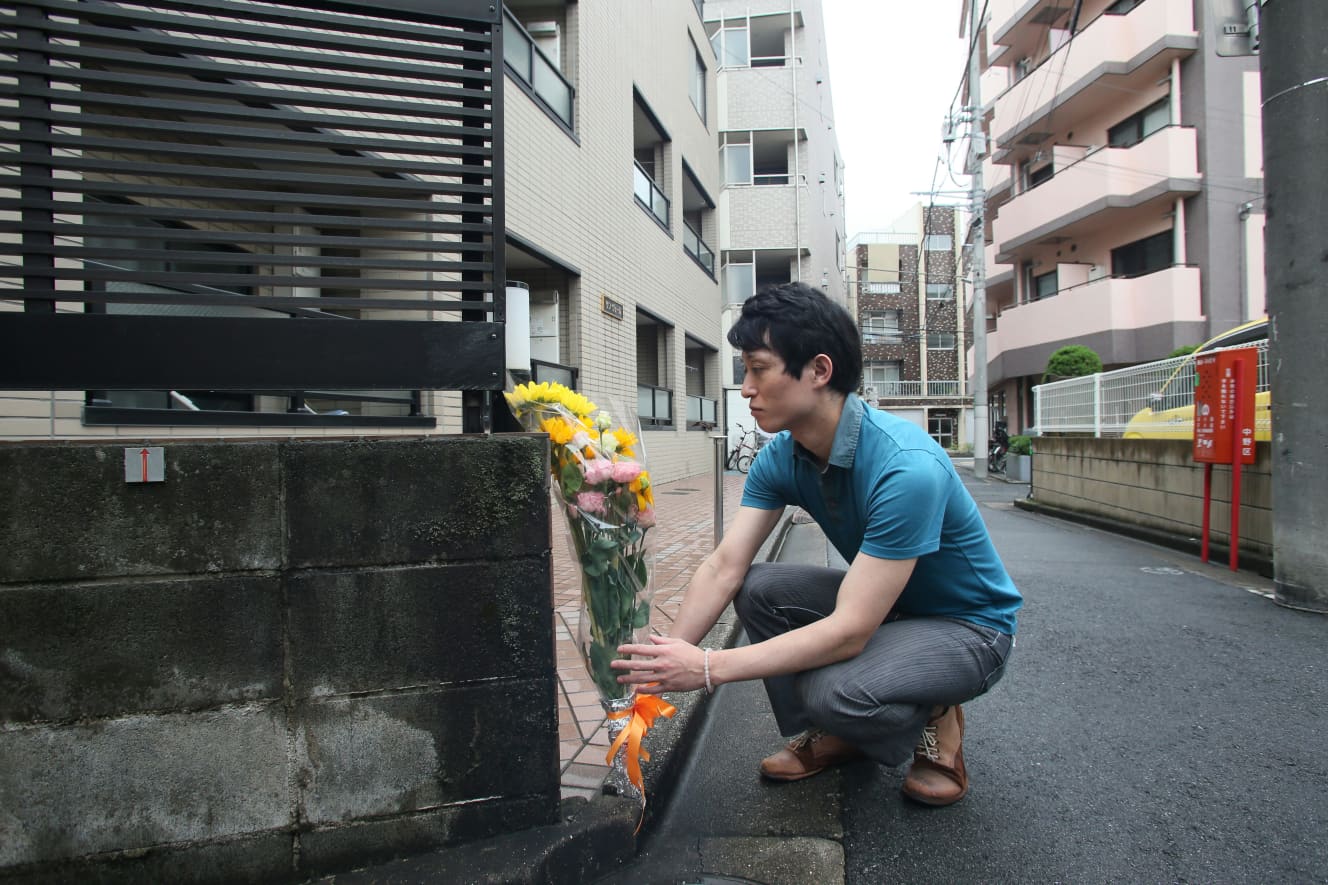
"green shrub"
1042,345,1102,382
1008,435,1033,456
1167,344,1199,359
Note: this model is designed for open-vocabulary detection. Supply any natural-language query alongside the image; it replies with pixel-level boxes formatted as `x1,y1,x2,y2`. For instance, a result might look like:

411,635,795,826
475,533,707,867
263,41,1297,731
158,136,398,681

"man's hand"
611,635,705,694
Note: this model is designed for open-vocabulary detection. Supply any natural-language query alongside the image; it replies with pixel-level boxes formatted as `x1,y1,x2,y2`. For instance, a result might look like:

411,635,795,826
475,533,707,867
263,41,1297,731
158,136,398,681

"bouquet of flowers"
505,381,674,804
505,380,656,698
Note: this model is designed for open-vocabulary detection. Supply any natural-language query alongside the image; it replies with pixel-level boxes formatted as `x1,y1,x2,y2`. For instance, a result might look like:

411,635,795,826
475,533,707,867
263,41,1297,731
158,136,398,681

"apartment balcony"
719,184,803,252
984,154,1011,198
986,264,1202,381
719,62,799,131
984,241,1015,309
990,0,1197,154
992,126,1200,261
874,381,968,400
988,0,1076,59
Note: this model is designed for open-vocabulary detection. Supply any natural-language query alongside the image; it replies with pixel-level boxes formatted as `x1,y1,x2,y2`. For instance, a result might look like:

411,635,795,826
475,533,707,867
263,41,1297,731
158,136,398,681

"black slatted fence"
0,0,505,426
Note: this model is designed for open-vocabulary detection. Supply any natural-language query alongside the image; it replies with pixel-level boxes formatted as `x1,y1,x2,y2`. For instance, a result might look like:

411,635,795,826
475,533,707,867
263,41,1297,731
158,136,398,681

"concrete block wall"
0,435,559,882
1031,437,1272,558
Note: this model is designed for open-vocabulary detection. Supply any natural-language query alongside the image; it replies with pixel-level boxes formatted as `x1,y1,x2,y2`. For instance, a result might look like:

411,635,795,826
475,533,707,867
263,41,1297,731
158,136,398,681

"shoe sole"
759,766,827,783
900,785,968,806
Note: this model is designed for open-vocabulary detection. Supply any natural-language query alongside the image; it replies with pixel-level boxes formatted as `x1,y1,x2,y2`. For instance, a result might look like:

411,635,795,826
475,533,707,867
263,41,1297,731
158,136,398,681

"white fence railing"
1033,340,1269,437
869,381,966,398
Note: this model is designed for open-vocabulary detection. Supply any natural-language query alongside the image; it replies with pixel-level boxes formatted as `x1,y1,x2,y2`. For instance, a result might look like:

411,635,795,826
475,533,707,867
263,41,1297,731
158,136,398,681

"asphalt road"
845,477,1327,884
598,473,1327,885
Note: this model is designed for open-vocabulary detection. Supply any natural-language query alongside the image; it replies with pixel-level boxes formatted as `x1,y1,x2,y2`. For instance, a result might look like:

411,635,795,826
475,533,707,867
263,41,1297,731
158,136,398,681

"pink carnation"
576,491,607,515
611,460,643,483
635,506,656,528
582,458,614,484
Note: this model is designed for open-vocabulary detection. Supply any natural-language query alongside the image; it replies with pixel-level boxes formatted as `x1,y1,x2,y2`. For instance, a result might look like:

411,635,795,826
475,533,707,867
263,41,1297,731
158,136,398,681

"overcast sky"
820,2,974,238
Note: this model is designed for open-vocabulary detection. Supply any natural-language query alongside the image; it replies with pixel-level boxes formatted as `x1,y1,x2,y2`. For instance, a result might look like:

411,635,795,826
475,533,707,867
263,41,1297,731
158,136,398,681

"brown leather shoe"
901,705,968,806
759,729,863,782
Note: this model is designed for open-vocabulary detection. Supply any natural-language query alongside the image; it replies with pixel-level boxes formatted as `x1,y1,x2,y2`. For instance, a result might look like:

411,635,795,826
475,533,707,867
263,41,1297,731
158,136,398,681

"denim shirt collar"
792,393,862,472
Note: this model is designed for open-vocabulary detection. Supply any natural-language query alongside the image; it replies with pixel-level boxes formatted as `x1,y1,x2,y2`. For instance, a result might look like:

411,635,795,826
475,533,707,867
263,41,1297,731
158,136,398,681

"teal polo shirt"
741,394,1022,634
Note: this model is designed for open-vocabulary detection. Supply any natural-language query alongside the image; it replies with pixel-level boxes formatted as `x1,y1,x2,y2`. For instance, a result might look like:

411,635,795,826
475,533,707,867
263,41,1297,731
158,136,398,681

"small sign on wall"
125,446,165,483
600,295,624,321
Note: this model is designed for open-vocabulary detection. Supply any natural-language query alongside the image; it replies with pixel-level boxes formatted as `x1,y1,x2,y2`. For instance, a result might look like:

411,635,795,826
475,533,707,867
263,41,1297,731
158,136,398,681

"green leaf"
560,461,583,494
632,601,651,629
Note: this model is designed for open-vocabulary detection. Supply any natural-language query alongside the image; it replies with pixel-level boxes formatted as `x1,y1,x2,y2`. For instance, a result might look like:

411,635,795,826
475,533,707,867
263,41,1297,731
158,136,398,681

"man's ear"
808,353,834,388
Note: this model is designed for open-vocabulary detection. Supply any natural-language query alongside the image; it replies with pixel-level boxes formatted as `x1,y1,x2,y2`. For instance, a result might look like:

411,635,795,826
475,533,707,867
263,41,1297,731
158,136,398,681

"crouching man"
612,282,1021,806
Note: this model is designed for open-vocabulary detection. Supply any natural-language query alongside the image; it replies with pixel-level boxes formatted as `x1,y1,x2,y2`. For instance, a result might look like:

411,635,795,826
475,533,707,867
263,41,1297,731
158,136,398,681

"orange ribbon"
605,692,677,805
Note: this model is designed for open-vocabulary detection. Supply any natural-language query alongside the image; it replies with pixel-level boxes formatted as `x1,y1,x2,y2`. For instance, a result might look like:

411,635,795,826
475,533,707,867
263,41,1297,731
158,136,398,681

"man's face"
739,347,818,434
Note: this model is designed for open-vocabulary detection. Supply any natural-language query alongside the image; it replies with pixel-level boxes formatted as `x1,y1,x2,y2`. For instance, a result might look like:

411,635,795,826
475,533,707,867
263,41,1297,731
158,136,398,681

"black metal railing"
637,383,674,428
503,7,574,130
683,220,714,275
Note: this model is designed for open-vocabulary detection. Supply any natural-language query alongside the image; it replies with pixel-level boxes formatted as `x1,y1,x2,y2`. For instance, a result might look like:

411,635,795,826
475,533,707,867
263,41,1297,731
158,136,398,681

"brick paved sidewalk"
553,470,747,801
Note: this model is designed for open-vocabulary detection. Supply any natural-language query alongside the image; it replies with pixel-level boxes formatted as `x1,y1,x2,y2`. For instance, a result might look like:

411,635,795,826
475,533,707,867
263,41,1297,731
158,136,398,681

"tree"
1042,345,1102,382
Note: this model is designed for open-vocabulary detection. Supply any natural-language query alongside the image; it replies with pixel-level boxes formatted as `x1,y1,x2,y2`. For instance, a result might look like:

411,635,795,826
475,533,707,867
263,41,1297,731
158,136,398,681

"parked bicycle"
988,421,1010,474
726,422,767,474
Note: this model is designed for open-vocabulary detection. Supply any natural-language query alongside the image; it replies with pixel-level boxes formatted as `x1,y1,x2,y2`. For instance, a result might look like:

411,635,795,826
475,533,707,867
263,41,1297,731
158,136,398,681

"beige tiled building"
703,0,846,442
974,0,1265,434
503,0,724,482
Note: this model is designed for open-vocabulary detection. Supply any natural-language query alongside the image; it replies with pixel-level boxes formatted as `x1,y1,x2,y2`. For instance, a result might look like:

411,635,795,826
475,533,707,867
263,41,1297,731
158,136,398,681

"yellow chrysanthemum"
612,428,638,452
630,471,654,510
507,381,597,418
539,416,577,446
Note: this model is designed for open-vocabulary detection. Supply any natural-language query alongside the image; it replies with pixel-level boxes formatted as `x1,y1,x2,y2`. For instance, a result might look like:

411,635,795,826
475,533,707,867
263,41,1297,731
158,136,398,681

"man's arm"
669,505,784,645
615,549,915,693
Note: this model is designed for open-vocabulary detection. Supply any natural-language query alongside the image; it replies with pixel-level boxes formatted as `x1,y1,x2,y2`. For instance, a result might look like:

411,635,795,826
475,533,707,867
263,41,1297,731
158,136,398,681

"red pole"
1201,463,1212,563
1229,362,1243,571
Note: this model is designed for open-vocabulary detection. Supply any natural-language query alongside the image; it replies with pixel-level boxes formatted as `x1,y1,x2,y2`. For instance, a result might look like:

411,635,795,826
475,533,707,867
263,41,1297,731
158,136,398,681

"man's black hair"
727,281,862,395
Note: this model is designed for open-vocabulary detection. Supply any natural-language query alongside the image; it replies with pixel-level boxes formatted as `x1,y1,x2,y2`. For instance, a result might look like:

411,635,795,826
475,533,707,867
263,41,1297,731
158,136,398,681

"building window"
1025,267,1058,301
927,332,956,349
503,9,574,131
862,310,901,344
722,130,793,186
681,161,715,275
722,252,755,303
690,41,707,122
709,21,749,68
863,361,903,396
925,283,953,301
1019,159,1053,192
1111,230,1174,278
721,132,752,185
865,281,901,295
923,234,952,251
685,336,717,429
928,413,956,449
637,310,674,427
633,91,670,231
1108,97,1170,148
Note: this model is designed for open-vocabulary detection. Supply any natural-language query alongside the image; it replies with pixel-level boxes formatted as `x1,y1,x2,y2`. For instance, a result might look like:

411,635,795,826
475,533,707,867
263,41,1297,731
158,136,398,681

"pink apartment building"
975,0,1265,434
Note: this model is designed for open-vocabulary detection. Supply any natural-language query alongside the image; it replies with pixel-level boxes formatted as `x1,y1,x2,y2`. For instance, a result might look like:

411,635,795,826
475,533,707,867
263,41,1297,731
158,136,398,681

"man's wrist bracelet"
703,647,714,694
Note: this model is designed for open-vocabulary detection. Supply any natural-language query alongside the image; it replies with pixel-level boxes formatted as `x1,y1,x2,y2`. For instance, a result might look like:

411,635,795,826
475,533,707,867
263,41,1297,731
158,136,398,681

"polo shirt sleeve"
859,449,947,559
740,435,790,511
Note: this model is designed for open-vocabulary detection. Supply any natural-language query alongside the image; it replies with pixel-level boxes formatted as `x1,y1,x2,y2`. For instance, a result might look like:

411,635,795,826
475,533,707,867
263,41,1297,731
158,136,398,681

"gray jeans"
733,562,1014,766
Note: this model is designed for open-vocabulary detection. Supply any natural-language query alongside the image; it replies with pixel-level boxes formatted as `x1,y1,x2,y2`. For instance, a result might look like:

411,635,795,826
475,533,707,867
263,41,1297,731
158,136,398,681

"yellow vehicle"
1122,318,1270,440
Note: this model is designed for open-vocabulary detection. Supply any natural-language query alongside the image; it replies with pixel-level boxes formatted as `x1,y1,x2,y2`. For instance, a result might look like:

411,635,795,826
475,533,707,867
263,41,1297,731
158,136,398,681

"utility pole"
966,0,989,478
1260,0,1328,611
